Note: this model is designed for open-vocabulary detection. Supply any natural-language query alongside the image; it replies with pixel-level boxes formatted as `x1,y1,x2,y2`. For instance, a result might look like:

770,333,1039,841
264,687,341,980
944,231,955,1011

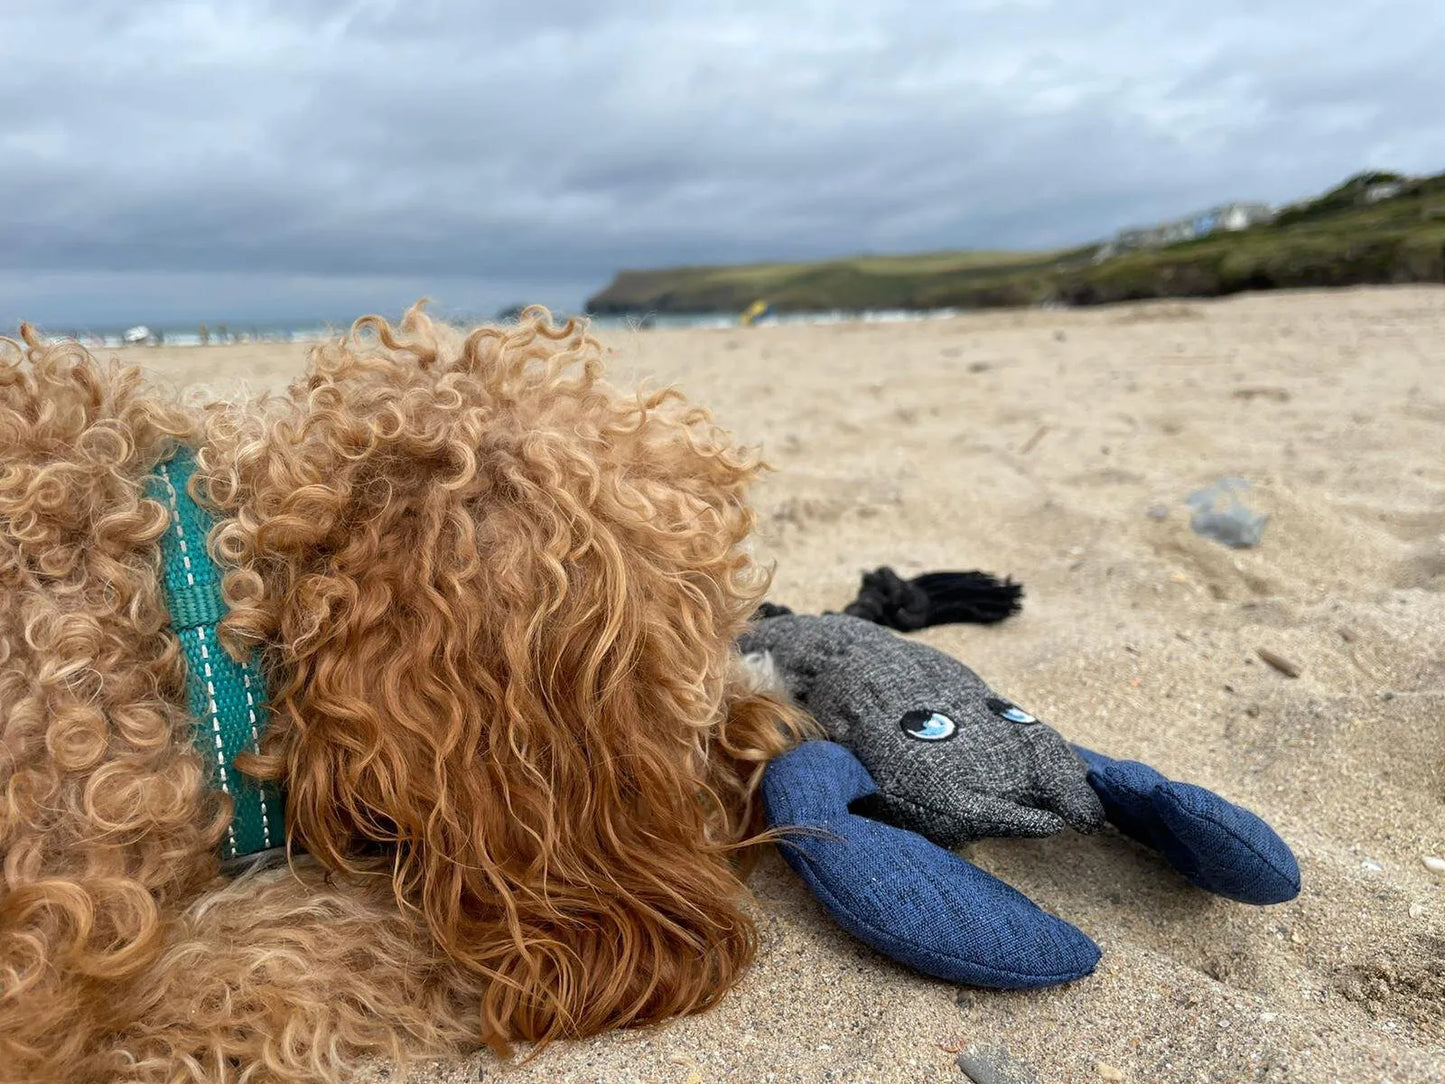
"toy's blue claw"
763,741,1100,988
1073,746,1301,905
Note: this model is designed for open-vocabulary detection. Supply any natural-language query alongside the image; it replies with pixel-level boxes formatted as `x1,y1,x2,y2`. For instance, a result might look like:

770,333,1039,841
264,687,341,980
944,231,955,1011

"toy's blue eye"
986,697,1037,724
900,710,957,741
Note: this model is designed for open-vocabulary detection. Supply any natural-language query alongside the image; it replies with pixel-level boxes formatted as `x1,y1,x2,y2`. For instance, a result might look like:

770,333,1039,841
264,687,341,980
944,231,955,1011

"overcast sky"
3,1,1442,328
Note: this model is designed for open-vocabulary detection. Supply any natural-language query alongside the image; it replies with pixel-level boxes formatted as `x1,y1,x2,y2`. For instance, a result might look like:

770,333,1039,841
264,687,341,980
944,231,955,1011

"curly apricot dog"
0,306,805,1083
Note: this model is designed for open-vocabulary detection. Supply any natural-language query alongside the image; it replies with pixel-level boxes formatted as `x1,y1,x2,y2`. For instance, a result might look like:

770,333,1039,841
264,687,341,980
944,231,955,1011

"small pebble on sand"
956,1048,1037,1084
1422,855,1445,874
1096,1063,1126,1082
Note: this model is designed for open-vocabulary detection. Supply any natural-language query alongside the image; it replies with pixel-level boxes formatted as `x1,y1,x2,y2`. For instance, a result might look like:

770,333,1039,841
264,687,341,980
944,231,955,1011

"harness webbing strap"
145,448,284,861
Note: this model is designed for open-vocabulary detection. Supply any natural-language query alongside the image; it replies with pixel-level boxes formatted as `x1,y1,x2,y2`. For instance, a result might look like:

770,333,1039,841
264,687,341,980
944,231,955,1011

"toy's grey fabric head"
739,613,1104,846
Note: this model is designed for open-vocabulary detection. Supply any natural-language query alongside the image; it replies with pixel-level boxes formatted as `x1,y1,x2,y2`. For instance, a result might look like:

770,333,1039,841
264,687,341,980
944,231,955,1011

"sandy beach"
125,286,1444,1084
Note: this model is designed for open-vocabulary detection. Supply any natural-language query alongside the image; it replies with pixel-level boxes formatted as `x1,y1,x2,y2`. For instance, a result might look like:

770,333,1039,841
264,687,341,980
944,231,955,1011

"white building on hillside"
1213,202,1274,231
1095,200,1275,261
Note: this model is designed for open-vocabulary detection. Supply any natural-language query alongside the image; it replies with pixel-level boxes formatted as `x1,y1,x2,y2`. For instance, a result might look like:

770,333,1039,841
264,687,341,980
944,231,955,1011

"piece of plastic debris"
1186,478,1268,548
1422,855,1445,874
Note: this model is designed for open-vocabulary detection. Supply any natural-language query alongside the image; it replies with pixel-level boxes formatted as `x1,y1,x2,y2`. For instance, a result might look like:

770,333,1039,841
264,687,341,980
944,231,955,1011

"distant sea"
58,307,965,348
56,321,343,349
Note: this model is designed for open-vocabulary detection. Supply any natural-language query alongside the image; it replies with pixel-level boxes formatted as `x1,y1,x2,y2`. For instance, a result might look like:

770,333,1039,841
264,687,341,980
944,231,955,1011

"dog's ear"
203,308,803,1047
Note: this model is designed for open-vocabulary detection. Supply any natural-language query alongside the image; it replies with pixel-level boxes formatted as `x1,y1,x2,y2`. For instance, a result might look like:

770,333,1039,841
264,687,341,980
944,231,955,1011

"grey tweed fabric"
739,613,1104,846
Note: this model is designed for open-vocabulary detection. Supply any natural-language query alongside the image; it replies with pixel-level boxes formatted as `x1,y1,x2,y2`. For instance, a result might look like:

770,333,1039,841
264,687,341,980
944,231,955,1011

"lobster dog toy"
741,569,1301,987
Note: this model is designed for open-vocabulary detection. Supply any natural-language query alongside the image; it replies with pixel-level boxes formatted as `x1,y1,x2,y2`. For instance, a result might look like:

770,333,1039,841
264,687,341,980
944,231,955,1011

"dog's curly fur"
0,306,808,1082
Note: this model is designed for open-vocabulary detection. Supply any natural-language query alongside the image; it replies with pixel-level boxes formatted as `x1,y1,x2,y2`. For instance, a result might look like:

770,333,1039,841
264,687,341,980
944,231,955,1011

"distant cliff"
585,170,1445,316
584,250,1091,315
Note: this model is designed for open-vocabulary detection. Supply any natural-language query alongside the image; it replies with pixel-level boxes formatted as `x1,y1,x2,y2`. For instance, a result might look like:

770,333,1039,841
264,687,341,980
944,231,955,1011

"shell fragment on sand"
1256,647,1302,677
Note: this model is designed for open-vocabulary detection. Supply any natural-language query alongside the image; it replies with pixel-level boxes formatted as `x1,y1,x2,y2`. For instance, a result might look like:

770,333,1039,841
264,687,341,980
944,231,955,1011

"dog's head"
199,305,800,1044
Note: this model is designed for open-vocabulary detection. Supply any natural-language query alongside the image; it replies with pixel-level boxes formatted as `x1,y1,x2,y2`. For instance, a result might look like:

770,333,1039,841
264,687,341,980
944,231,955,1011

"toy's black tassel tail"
841,566,1023,630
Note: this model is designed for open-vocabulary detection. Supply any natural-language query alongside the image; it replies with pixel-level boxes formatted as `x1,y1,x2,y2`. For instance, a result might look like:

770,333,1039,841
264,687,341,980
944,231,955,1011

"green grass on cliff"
585,171,1445,315
585,247,1085,314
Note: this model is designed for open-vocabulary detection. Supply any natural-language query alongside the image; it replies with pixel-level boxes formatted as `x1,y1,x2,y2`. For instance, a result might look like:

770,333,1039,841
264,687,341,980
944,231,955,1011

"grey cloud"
2,0,1442,325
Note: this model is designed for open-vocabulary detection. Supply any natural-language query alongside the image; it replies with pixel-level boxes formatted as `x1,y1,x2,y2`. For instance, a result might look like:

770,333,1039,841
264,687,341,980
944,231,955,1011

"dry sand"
128,286,1444,1084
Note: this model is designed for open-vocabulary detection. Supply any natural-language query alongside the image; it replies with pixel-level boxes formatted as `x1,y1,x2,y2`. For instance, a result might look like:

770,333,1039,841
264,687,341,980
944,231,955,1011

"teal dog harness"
144,448,284,861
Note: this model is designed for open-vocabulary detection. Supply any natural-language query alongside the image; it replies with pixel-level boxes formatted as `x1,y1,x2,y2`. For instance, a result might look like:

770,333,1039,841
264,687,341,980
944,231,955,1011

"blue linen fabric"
1074,746,1301,905
762,740,1100,988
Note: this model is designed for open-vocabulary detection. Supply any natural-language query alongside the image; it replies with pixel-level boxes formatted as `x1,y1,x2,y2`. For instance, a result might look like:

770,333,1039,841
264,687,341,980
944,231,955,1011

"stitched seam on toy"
1172,802,1299,886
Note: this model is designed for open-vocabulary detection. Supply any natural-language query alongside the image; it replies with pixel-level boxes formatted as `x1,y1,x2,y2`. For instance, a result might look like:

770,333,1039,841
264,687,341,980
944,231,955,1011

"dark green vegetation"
584,171,1445,315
